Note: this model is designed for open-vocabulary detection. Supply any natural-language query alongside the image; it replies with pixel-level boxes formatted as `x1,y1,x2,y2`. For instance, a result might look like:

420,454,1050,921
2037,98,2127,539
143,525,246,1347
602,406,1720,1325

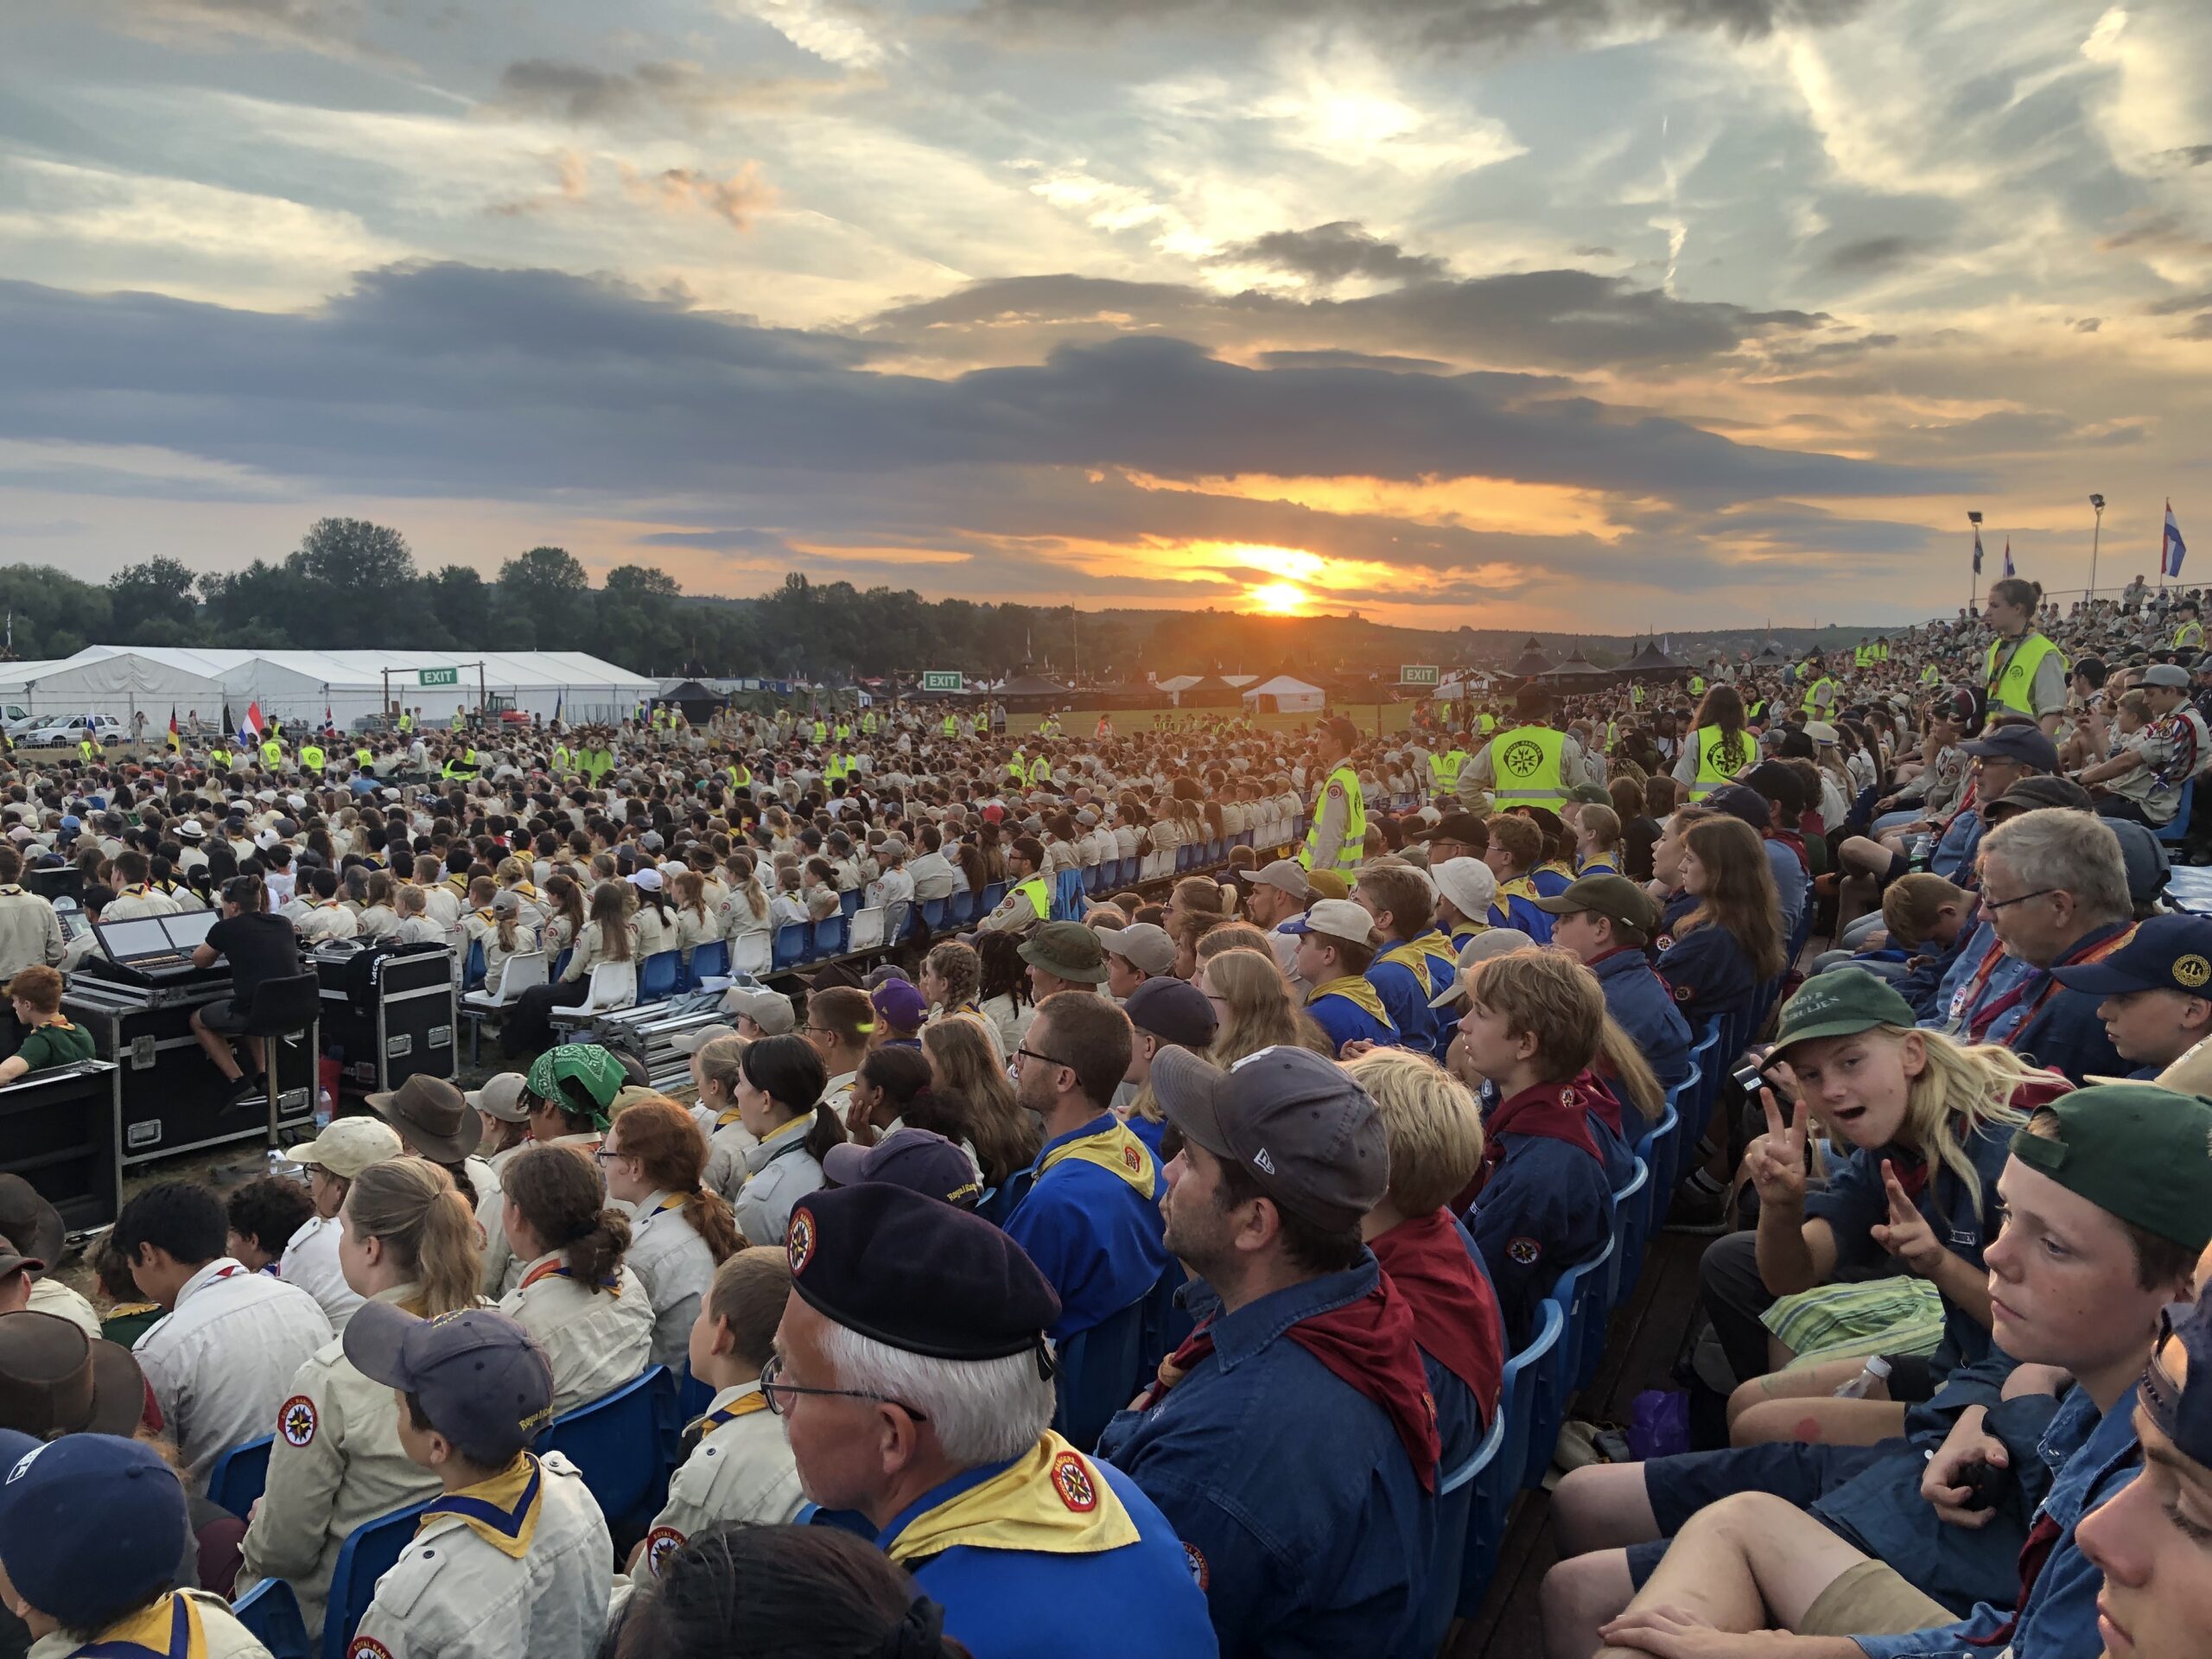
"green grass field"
1001,703,1418,739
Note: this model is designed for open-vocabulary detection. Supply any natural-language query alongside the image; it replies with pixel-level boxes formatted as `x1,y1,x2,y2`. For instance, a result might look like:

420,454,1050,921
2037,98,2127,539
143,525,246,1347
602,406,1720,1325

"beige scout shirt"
346,1452,611,1659
234,1284,445,1638
497,1251,654,1417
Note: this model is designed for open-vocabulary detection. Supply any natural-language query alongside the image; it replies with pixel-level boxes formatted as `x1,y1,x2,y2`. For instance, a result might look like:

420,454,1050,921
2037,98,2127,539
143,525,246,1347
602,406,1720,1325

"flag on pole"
552,689,563,727
2165,499,2189,580
166,707,180,753
1972,525,1984,575
238,701,263,747
2003,539,2014,579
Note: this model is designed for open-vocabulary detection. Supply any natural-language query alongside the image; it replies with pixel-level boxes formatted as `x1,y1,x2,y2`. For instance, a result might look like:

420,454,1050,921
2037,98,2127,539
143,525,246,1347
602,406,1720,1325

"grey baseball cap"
343,1303,554,1464
721,986,796,1035
1151,1044,1389,1231
670,1022,737,1056
1095,922,1175,977
463,1072,531,1123
1236,858,1313,900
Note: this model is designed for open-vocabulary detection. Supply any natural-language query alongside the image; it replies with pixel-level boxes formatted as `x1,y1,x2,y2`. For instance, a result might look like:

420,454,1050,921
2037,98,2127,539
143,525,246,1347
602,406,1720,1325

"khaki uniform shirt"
639,1382,803,1572
235,1284,444,1638
134,1257,333,1491
26,1274,99,1339
102,883,183,921
0,887,65,981
620,1192,717,1375
28,1592,271,1659
346,1452,611,1659
476,1131,599,1297
497,1251,653,1417
702,1114,760,1206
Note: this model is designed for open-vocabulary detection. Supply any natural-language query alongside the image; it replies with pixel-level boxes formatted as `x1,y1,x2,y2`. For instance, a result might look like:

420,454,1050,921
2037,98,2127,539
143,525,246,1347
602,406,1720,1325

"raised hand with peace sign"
1743,1086,1809,1211
1870,1158,1948,1274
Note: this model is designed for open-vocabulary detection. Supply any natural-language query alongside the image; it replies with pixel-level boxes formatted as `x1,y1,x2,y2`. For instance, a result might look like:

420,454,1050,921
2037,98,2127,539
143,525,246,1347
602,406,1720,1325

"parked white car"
22,714,123,747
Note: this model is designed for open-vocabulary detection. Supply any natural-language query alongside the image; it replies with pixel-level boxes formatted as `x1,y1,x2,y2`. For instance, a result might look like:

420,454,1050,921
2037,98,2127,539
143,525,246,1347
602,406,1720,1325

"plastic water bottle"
1909,834,1935,872
314,1087,335,1132
1833,1355,1892,1399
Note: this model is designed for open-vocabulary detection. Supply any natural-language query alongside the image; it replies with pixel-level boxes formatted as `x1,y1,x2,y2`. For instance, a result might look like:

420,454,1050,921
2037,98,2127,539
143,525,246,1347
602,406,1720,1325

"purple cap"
344,1304,554,1465
823,1128,983,1209
870,979,930,1033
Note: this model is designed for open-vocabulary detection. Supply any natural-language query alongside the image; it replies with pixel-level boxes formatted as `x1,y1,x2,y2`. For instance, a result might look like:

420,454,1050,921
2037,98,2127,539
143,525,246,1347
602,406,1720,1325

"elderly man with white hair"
768,1182,1214,1659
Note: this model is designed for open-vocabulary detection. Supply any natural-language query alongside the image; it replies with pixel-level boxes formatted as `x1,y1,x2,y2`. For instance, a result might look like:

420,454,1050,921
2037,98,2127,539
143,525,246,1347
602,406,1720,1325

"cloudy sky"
3,0,2207,631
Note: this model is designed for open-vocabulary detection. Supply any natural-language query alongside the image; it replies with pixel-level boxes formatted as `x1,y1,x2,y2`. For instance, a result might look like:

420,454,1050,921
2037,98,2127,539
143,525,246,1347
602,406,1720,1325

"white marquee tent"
0,646,656,728
1242,674,1326,715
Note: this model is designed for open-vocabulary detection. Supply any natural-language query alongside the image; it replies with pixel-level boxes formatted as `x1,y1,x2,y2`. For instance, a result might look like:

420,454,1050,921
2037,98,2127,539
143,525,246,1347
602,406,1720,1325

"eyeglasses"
1983,887,2060,912
590,1145,632,1163
1013,1045,1071,1070
760,1353,927,1421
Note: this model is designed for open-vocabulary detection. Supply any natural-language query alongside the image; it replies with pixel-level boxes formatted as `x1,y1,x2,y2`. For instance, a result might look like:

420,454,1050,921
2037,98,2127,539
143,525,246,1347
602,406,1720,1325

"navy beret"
786,1183,1059,1363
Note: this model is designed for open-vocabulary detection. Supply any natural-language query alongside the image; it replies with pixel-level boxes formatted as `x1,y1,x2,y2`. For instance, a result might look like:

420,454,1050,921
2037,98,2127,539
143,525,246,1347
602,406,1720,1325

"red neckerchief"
1480,1074,1604,1181
1969,1514,2063,1648
1585,945,1645,971
1766,828,1808,873
1142,1275,1442,1492
1884,1075,2072,1203
1370,1210,1504,1427
1967,924,2135,1042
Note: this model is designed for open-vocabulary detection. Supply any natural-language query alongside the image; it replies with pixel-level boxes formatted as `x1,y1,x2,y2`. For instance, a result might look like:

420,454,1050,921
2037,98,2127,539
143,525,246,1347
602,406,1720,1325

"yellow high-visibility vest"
1691,725,1753,801
1299,764,1367,874
1485,727,1567,809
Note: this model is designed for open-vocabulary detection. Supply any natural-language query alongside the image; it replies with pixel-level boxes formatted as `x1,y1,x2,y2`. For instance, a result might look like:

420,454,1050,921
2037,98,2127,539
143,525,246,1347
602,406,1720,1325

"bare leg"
1733,1396,1908,1447
1552,1463,1662,1554
1727,1354,1880,1429
190,1007,243,1081
1541,1549,1637,1659
1601,1491,1872,1637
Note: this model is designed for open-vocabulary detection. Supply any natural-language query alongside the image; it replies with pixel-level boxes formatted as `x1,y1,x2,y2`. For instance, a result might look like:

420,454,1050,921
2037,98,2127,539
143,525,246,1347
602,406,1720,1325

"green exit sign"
1399,664,1440,686
922,671,964,692
418,667,460,688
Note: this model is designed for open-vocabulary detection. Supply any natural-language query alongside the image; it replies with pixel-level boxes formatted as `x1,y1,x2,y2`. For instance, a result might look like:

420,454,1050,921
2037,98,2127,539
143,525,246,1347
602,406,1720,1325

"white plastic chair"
460,950,546,1064
729,931,772,976
578,960,637,1015
847,906,886,953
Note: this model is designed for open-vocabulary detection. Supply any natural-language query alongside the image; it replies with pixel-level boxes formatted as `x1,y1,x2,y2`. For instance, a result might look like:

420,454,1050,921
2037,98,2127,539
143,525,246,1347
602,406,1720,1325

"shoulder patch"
279,1395,318,1447
1507,1236,1543,1267
1183,1541,1210,1592
645,1524,687,1576
1050,1449,1099,1512
1671,982,1694,1003
349,1641,394,1659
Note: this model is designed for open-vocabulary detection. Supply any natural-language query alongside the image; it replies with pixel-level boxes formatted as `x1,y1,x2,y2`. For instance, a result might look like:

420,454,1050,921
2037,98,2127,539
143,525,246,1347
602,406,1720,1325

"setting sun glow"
1246,580,1312,615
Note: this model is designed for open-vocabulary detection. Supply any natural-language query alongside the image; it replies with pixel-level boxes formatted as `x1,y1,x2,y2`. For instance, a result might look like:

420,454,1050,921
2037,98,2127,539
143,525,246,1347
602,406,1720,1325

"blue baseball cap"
344,1304,554,1465
0,1432,187,1630
2050,914,2212,998
2143,1296,2212,1471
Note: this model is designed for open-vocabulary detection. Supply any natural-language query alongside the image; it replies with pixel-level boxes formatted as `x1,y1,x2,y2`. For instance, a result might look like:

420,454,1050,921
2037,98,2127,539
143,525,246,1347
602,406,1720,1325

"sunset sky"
3,0,2208,631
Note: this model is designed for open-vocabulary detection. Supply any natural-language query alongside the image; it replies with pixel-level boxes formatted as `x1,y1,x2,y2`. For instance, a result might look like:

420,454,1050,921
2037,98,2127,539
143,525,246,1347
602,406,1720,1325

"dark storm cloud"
0,262,1955,505
973,0,1869,48
865,269,1832,370
1211,221,1450,286
1821,235,1929,275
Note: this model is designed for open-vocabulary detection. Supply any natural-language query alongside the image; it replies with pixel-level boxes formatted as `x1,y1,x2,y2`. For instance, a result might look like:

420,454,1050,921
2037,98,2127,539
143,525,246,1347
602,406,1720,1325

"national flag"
238,700,263,747
1972,525,1984,575
2165,499,2189,580
2003,539,2014,579
552,689,563,727
166,707,180,753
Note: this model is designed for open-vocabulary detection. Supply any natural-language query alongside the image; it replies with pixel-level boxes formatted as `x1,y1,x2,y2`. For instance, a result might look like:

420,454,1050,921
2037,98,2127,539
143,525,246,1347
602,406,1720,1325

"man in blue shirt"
1001,991,1168,1340
1098,1045,1439,1658
1535,872,1692,1095
1576,1083,2212,1659
780,1183,1215,1659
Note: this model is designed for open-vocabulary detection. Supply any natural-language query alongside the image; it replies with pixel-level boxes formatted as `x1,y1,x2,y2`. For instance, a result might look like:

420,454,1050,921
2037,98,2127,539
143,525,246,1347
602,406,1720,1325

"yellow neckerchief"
1038,1117,1157,1198
105,1299,161,1319
1577,857,1619,876
648,1192,686,1216
1490,873,1539,924
1306,974,1395,1027
1449,920,1488,950
715,1108,746,1129
1539,859,1575,881
1412,927,1460,984
68,1589,206,1659
887,1433,1139,1563
418,1451,544,1560
520,1255,620,1294
691,1383,772,1440
44,1016,76,1033
1376,939,1435,997
758,1112,811,1149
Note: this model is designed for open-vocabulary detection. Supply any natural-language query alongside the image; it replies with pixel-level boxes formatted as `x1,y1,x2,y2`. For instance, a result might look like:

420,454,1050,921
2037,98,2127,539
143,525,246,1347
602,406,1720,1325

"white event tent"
0,646,656,729
1242,674,1326,715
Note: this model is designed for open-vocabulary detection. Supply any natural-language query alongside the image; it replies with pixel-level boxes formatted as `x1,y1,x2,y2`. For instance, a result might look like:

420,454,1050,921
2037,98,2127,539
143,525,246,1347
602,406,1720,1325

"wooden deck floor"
1446,1226,1709,1659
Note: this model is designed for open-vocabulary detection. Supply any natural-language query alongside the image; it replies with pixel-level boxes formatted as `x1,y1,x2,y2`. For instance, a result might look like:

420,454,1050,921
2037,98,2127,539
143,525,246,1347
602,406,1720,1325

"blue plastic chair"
772,923,808,969
1548,1235,1618,1396
1506,1297,1567,1492
1455,1395,1513,1612
947,889,976,926
685,938,728,988
540,1366,671,1534
2158,779,2196,845
920,897,948,933
811,915,847,959
462,938,486,994
839,888,862,920
1637,1091,1683,1217
1421,1419,1489,1653
1052,1298,1150,1452
638,949,683,1001
232,1579,311,1659
208,1434,272,1520
980,882,1007,915
1609,1158,1652,1303
550,946,574,982
322,1497,439,1659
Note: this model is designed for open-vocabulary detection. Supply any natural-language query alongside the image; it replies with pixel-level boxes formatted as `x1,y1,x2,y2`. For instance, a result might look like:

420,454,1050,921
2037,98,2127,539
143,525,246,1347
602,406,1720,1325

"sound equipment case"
315,942,459,1095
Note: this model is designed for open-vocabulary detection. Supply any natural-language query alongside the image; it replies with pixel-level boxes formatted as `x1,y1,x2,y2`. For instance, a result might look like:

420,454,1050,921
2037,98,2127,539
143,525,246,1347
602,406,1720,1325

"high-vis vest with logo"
1014,875,1052,924
2177,621,2203,650
1800,677,1835,715
1300,764,1366,874
1428,750,1468,793
300,744,325,772
1486,727,1567,808
1984,632,2064,719
1691,725,1753,801
261,738,283,768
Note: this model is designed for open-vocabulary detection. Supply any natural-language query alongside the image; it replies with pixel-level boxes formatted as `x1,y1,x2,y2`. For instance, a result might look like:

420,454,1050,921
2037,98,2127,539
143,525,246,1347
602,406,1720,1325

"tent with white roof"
1242,674,1326,715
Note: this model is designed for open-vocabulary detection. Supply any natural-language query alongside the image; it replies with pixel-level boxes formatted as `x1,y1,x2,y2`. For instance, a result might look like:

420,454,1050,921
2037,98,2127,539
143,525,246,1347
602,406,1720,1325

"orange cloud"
619,161,776,228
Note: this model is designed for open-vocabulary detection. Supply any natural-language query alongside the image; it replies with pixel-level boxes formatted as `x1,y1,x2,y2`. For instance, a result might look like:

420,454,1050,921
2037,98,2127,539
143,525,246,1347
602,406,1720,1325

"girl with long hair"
918,940,983,1022
1675,684,1754,800
730,1034,842,1246
1198,947,1332,1065
600,1096,744,1373
671,869,718,961
845,1045,933,1145
975,931,1033,1060
922,1014,1037,1187
498,1142,655,1414
1656,815,1786,1025
236,1160,483,1638
696,1035,758,1201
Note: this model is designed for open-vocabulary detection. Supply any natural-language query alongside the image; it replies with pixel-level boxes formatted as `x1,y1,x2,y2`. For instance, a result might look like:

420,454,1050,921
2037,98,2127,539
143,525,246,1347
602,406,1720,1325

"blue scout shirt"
1096,1254,1436,1659
1002,1114,1169,1342
1304,981,1397,1056
2006,922,2135,1084
1655,919,1758,1026
1365,950,1440,1058
824,1446,1218,1659
1468,1080,1615,1349
1589,947,1692,1091
1766,840,1808,939
1849,1382,2139,1659
1490,875,1554,943
1929,804,1984,884
1800,1114,2018,1368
